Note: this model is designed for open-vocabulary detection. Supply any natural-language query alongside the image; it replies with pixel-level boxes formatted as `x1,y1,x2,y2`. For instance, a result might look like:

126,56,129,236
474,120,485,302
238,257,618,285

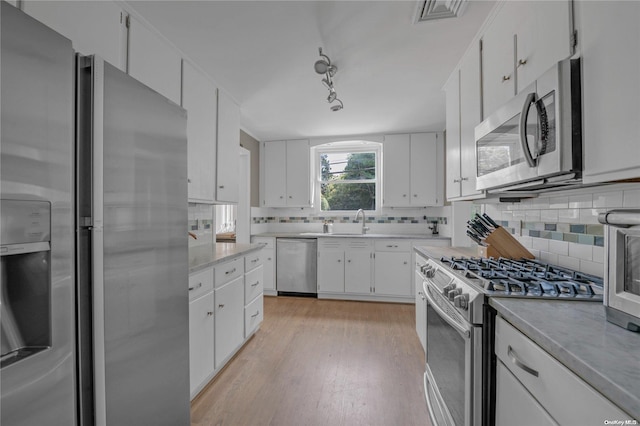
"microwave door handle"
519,92,538,167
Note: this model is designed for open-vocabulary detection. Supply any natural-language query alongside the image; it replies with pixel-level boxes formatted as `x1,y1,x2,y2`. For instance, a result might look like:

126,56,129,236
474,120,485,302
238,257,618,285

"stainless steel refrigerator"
1,3,190,425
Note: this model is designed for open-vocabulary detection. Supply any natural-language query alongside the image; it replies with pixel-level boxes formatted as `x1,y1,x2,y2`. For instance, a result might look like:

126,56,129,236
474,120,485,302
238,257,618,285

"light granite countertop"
189,242,263,274
490,298,640,420
253,232,451,240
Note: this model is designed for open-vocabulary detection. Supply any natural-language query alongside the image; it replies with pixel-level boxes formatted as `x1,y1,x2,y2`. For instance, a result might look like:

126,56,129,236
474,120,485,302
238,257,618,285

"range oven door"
424,281,482,426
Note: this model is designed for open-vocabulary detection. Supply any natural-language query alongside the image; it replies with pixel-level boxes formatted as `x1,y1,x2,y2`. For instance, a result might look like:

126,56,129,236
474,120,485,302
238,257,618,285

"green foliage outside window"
320,152,376,211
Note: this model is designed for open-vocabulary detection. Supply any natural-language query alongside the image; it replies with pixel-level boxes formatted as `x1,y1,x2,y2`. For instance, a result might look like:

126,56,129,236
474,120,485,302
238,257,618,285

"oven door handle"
519,92,538,168
424,283,471,339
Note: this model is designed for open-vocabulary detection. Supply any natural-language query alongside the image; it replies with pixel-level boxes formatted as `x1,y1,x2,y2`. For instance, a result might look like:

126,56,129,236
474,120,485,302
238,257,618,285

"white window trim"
312,141,382,214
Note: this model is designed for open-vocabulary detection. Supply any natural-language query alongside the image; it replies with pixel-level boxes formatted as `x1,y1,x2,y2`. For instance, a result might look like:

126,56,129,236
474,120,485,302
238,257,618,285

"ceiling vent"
414,0,469,23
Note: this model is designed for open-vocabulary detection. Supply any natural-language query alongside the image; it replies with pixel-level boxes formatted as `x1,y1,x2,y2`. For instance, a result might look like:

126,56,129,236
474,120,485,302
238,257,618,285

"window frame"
313,141,382,214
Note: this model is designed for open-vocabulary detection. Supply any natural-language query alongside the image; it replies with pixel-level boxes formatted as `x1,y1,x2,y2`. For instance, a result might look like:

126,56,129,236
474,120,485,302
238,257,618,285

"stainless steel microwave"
474,58,582,193
599,210,640,332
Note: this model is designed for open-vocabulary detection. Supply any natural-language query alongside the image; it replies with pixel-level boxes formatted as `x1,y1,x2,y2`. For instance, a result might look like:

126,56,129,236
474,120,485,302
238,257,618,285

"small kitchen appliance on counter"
599,209,640,332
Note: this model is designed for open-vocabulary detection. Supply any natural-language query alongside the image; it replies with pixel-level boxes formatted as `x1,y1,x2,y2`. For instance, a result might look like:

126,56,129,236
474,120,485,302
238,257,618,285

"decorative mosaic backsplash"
252,215,448,225
519,221,604,247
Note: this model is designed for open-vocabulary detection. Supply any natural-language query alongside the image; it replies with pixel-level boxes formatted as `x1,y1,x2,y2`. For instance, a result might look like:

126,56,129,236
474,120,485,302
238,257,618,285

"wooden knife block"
477,227,535,260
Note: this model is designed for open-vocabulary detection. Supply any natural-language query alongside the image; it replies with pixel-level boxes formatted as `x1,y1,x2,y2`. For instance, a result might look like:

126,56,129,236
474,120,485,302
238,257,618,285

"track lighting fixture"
314,47,343,111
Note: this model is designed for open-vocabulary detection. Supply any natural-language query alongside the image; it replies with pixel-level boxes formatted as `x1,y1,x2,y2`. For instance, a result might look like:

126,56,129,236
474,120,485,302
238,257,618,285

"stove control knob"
442,283,456,296
454,294,470,310
448,288,462,301
425,266,436,278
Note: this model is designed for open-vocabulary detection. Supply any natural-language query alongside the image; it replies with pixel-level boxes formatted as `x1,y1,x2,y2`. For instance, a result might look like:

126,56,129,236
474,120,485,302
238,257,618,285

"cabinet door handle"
517,58,527,68
507,345,539,377
189,282,202,291
502,75,511,82
337,259,342,263
413,194,418,197
207,311,214,317
218,304,225,309
453,178,461,183
251,310,260,318
404,261,408,265
403,194,407,197
251,281,260,287
289,195,292,198
219,185,225,189
225,268,236,275
461,177,469,181
347,259,351,263
267,257,272,261
187,178,192,183
251,257,260,263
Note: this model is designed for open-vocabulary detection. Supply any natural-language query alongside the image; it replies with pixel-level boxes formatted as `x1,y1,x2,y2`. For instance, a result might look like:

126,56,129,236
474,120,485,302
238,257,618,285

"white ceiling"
127,0,495,142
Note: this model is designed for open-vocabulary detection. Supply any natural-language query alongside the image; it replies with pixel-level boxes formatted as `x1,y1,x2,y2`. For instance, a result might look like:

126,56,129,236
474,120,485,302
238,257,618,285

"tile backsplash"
188,203,215,253
480,183,640,277
252,215,447,225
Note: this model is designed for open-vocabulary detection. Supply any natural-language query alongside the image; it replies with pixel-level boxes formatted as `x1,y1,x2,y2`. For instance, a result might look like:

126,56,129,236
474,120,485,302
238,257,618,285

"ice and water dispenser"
1,199,52,367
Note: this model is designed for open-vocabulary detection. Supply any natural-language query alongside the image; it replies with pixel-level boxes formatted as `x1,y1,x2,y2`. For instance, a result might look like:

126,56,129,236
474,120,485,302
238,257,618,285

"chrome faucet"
354,209,370,234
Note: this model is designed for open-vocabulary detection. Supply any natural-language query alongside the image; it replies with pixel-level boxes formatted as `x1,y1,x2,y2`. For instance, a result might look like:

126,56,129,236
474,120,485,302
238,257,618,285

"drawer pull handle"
189,282,202,291
386,245,398,248
251,281,260,287
218,304,225,309
225,268,236,275
207,311,214,317
251,258,259,263
508,345,539,377
251,311,260,318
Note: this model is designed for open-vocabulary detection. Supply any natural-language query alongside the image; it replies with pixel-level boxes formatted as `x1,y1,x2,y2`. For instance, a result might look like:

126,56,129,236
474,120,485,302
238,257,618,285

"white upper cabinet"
263,141,287,207
445,70,462,201
262,140,310,207
410,133,439,206
215,90,240,203
458,44,484,199
128,15,181,105
383,133,442,207
481,2,517,118
286,140,311,206
22,0,127,70
182,60,217,203
580,1,640,183
383,134,411,206
481,1,572,118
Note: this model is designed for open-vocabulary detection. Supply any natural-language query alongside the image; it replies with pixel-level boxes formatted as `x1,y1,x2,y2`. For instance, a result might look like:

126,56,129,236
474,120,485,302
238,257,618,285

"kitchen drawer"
318,238,345,251
374,239,411,252
214,257,244,288
189,268,214,301
345,239,373,251
251,236,274,249
244,265,263,304
495,317,629,424
245,250,264,271
244,294,263,337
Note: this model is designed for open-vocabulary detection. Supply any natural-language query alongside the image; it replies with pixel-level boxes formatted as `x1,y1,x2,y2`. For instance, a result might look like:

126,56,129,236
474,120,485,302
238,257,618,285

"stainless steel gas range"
416,253,603,426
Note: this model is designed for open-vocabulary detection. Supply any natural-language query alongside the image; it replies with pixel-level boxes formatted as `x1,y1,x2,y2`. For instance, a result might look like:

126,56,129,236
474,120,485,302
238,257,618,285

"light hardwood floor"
191,296,430,426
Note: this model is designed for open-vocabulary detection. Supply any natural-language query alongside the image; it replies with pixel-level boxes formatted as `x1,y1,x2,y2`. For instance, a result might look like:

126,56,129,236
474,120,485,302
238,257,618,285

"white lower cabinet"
345,250,373,294
414,270,427,353
214,276,244,370
317,250,345,293
189,291,214,398
188,249,264,400
245,294,263,338
373,240,412,298
495,361,557,426
250,237,276,294
495,316,629,425
374,252,411,297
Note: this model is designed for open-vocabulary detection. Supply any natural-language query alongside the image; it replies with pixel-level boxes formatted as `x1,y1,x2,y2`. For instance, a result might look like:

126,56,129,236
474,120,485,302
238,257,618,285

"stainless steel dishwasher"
276,238,317,296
